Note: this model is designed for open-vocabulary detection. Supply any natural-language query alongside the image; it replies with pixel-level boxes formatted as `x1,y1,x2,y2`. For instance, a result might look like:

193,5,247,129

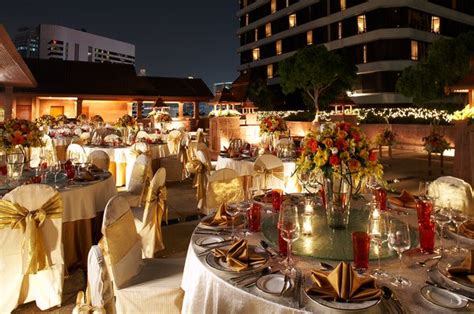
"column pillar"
35,97,41,119
76,98,83,117
178,102,184,119
193,101,200,119
136,100,143,119
3,86,13,120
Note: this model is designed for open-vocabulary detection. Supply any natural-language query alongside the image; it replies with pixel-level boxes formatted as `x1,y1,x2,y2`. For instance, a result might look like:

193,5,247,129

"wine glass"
52,161,63,188
388,219,411,287
449,208,468,254
366,175,380,194
237,200,252,238
432,206,450,255
368,209,389,279
418,181,431,199
278,205,301,272
225,203,240,240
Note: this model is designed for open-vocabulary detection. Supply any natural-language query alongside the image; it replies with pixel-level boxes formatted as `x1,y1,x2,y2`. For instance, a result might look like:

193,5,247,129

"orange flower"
329,154,340,166
348,159,361,171
337,130,348,139
368,150,377,162
323,138,333,148
308,139,318,153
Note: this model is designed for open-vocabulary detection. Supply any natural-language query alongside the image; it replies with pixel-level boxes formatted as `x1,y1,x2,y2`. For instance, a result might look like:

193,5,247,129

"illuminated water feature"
262,206,418,261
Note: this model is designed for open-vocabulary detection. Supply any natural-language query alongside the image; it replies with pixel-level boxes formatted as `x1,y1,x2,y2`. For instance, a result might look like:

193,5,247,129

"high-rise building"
14,24,135,65
236,0,474,107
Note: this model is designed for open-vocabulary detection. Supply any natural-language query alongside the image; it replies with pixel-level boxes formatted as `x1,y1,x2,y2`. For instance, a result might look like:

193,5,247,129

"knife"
425,281,474,301
260,240,280,257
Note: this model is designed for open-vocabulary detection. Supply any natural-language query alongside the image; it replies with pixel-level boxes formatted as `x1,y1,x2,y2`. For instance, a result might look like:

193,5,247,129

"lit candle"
302,213,313,236
304,199,314,214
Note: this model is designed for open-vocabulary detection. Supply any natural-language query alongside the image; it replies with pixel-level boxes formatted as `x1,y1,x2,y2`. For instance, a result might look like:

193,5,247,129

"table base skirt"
56,145,67,162
109,161,127,187
62,215,103,269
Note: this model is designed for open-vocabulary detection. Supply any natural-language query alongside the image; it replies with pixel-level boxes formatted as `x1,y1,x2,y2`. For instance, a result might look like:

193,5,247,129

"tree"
248,78,273,110
397,33,472,104
279,45,357,122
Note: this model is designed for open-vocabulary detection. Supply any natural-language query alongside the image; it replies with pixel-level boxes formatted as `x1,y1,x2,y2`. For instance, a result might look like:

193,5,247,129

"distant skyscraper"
14,24,135,65
237,0,474,107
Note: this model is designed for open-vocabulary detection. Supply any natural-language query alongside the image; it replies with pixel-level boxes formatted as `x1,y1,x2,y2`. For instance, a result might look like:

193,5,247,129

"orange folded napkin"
306,262,382,302
388,190,416,209
201,203,230,227
448,250,474,283
460,220,474,239
212,239,266,272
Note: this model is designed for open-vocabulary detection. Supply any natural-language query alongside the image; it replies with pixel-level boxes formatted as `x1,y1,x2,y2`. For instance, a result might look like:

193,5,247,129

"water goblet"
449,208,468,254
368,210,390,279
237,200,252,238
225,203,240,240
388,219,411,287
278,205,301,272
418,181,431,199
432,206,450,255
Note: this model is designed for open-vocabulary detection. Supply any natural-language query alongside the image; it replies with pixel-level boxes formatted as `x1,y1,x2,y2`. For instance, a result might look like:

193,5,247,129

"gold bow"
167,134,182,155
186,159,209,211
254,163,285,189
0,193,63,274
130,148,151,158
144,185,168,252
74,290,107,314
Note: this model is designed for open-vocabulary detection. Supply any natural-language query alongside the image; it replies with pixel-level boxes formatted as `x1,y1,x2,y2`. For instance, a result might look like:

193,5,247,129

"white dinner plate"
194,235,225,247
304,289,381,311
256,273,291,295
205,245,268,274
437,254,474,290
387,200,415,212
420,285,469,309
445,225,474,246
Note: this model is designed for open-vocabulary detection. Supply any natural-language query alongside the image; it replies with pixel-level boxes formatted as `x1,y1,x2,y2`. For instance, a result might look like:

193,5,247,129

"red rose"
351,131,361,142
368,150,377,162
329,154,340,166
309,139,318,153
336,138,348,151
338,122,351,132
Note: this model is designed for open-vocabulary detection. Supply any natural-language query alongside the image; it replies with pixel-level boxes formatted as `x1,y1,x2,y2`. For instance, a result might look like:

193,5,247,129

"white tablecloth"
52,136,75,147
181,208,471,313
60,175,117,223
215,156,299,193
83,143,169,164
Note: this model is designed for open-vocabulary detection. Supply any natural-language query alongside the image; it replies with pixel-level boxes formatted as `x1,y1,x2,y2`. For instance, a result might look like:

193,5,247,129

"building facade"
237,0,474,107
14,24,135,65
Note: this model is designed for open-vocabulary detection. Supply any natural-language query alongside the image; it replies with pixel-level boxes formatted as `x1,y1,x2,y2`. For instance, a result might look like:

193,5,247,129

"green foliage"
279,45,357,118
397,32,472,104
248,78,273,111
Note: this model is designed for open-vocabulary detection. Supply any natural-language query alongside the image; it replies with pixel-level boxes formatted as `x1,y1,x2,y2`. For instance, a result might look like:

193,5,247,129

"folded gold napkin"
460,220,474,239
212,239,266,272
388,190,416,209
201,203,230,227
307,262,382,302
448,250,474,283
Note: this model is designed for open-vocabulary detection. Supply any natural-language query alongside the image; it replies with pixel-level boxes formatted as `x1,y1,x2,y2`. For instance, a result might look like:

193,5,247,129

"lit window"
289,14,297,28
265,23,272,37
276,40,282,55
252,48,260,61
363,45,367,63
357,15,367,34
411,40,418,60
340,0,346,11
267,64,274,79
338,22,342,39
431,16,440,33
255,28,259,41
307,30,313,45
245,14,249,26
271,0,277,13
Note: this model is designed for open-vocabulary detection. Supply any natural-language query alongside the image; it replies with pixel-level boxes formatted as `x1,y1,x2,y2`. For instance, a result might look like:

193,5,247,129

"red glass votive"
418,221,435,254
272,189,283,213
352,231,370,271
247,203,262,232
375,188,388,211
416,199,433,225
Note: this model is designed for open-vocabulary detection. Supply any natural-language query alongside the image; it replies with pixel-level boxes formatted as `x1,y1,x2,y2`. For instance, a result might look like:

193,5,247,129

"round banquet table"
215,156,300,193
60,174,118,268
83,143,170,186
181,199,473,314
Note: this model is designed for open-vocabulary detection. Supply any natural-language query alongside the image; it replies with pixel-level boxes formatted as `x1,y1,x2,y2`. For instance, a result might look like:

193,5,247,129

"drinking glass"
225,203,240,240
368,210,389,279
418,220,435,254
237,200,252,238
366,175,380,193
278,205,301,272
388,219,411,287
432,207,450,254
272,189,283,213
352,231,371,273
247,202,262,232
418,181,431,199
52,161,63,188
449,208,468,254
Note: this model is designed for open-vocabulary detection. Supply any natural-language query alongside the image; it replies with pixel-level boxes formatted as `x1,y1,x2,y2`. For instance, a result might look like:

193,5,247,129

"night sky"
0,1,240,89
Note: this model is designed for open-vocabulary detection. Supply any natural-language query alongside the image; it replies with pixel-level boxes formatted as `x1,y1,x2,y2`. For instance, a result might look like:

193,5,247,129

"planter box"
453,120,474,185
209,116,241,152
286,121,314,137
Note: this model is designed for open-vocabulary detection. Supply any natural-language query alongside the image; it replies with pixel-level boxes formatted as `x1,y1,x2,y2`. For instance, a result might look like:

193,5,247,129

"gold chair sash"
254,163,285,189
102,210,139,265
167,134,182,155
186,159,210,211
207,177,245,210
146,186,167,252
0,193,63,274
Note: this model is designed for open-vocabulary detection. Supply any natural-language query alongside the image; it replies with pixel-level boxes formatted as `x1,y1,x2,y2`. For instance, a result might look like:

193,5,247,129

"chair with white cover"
196,128,205,144
67,143,88,163
73,245,115,314
126,142,151,190
88,150,111,171
30,134,58,168
253,154,285,190
119,154,152,207
197,142,213,171
428,176,474,215
186,150,211,212
135,131,150,142
0,185,64,312
99,195,184,313
132,167,167,258
161,130,186,182
206,168,244,215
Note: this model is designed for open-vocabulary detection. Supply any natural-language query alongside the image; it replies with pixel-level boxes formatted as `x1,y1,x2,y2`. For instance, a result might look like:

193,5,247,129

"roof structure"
210,88,241,104
13,58,213,101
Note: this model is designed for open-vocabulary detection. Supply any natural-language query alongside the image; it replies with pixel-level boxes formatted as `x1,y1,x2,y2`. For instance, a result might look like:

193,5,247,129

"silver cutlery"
196,242,231,257
320,262,335,270
259,240,280,257
294,269,304,308
230,266,273,283
280,273,291,296
381,286,406,314
199,239,233,248
239,269,280,288
425,281,474,301
414,255,441,267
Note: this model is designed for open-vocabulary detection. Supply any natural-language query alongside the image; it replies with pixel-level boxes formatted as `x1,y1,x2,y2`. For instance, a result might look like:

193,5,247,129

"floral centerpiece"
297,122,383,228
208,109,241,117
35,114,56,128
91,115,104,124
259,115,287,136
115,114,137,128
451,104,474,124
0,119,44,151
56,114,69,125
422,132,450,154
375,128,396,146
154,112,172,122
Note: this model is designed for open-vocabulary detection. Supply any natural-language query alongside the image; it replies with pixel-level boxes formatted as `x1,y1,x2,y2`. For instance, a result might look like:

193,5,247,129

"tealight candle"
302,213,313,236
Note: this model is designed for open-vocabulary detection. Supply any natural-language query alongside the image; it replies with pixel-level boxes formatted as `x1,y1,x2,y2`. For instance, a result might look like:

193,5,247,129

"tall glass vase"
7,149,25,181
324,172,352,229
